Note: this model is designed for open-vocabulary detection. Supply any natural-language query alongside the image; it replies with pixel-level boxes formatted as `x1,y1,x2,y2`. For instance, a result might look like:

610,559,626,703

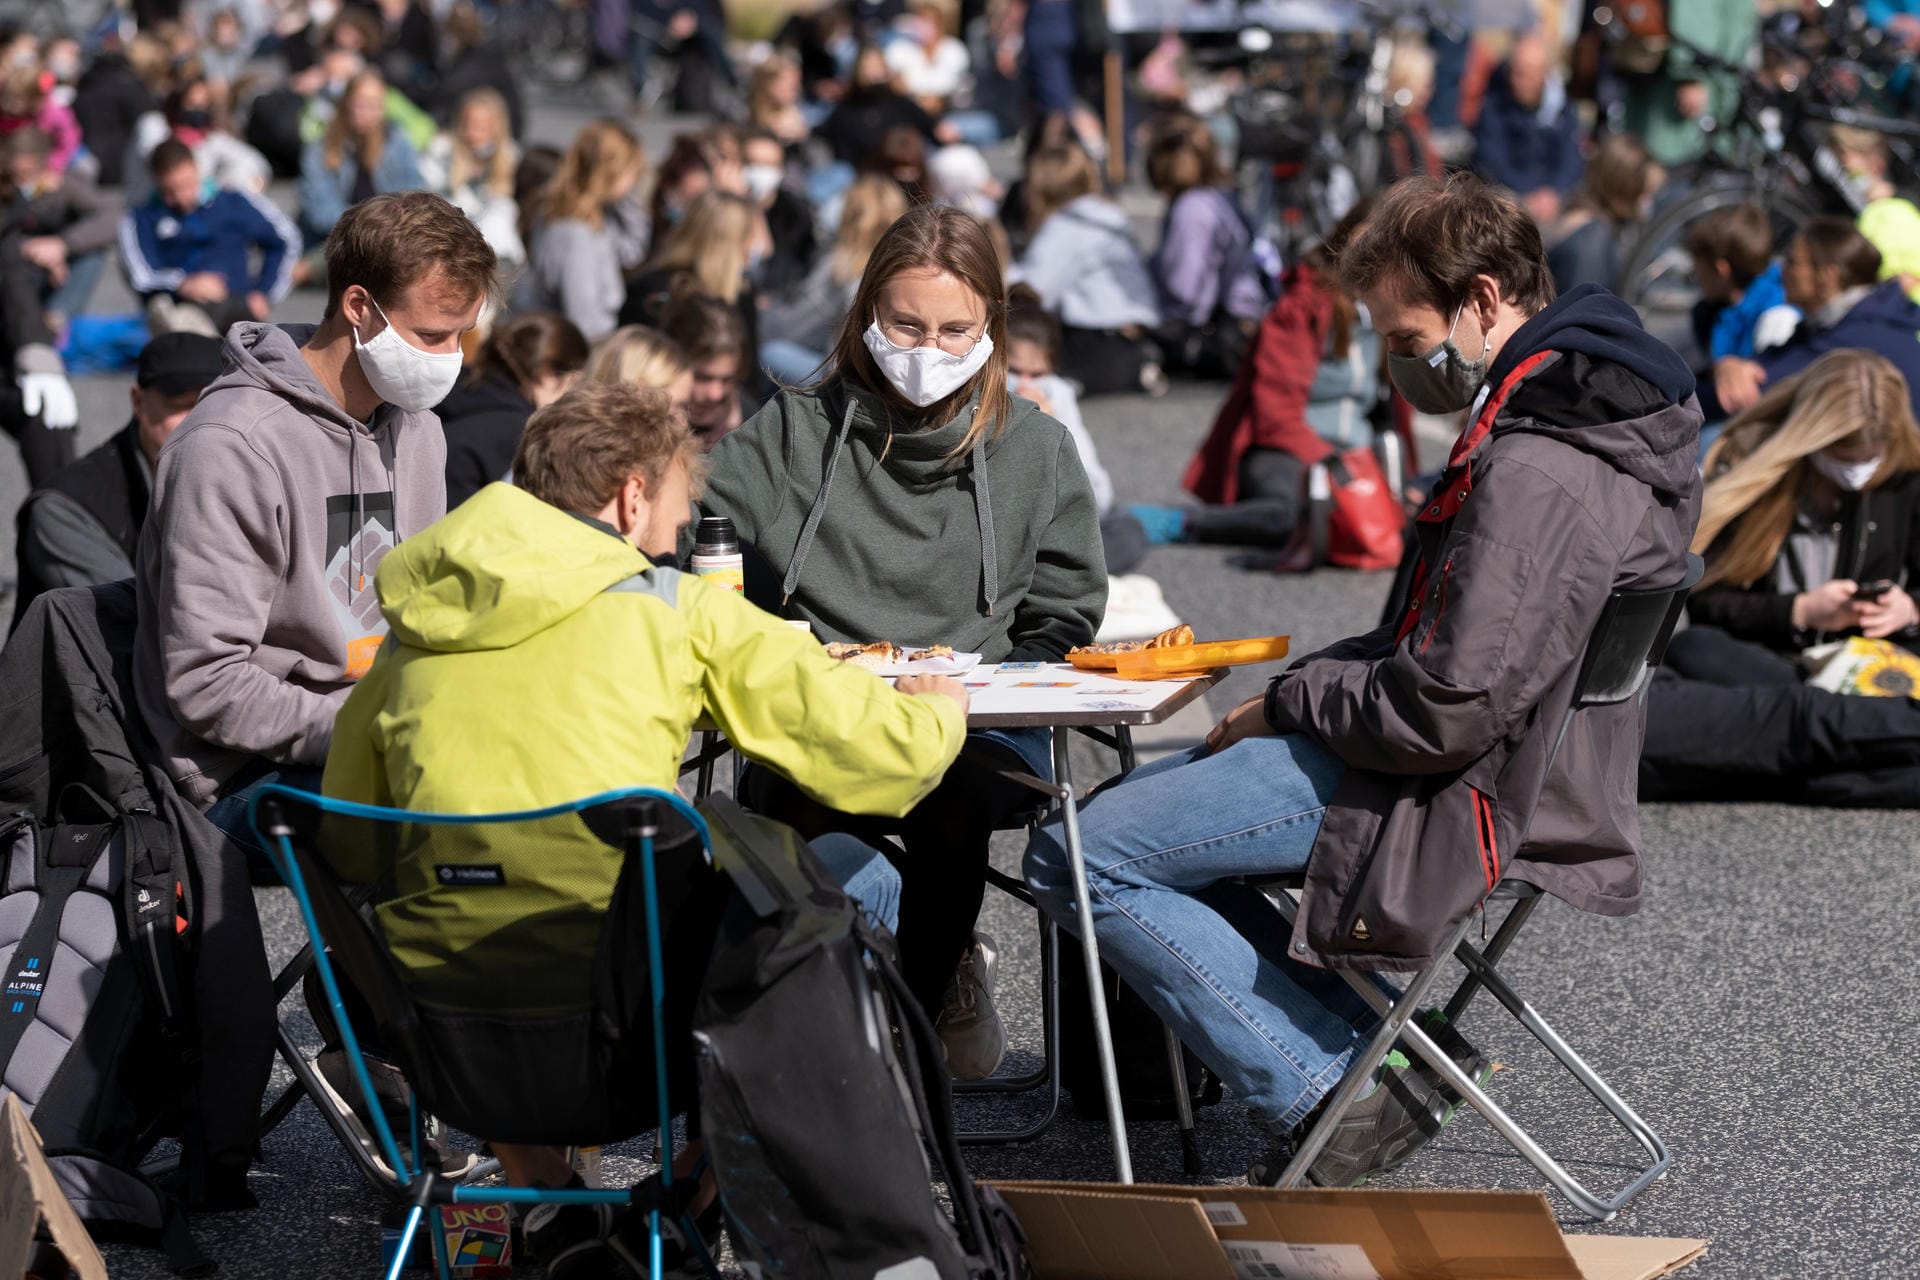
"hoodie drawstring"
348,425,363,593
972,435,997,616
782,398,857,605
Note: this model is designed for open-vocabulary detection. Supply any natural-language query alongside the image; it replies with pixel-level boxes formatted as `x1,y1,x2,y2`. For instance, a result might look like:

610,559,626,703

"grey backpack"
0,789,212,1275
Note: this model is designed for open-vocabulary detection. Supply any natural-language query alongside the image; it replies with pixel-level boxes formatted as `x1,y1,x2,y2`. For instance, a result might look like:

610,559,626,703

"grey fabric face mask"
1387,305,1492,415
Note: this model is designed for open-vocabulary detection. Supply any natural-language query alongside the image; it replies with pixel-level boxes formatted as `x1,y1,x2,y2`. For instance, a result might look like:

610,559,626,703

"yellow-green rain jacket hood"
377,482,649,653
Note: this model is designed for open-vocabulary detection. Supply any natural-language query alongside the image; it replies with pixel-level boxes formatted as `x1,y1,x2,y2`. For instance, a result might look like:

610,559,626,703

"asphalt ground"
3,87,1913,1280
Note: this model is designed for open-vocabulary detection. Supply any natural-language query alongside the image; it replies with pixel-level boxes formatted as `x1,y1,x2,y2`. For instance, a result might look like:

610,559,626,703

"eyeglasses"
876,319,984,358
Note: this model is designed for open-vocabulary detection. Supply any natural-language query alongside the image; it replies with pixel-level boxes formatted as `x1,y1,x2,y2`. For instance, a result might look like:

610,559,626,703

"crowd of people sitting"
4,0,1920,1272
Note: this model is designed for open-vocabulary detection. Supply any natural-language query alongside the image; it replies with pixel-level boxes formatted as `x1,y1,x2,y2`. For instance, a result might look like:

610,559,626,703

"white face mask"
1810,450,1883,492
863,321,994,408
742,163,783,204
353,297,464,412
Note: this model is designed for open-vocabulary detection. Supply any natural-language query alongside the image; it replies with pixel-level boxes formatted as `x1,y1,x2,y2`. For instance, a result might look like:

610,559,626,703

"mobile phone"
1853,579,1894,602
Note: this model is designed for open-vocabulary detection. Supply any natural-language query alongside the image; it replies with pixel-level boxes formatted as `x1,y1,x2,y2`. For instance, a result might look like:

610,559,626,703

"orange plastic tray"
1067,635,1291,680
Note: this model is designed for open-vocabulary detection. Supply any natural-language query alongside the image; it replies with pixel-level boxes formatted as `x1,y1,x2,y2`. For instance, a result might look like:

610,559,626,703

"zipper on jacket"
1470,787,1500,892
1420,556,1454,654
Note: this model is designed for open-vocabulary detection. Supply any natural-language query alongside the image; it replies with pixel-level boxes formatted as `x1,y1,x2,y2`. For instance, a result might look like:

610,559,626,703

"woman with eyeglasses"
696,204,1106,1082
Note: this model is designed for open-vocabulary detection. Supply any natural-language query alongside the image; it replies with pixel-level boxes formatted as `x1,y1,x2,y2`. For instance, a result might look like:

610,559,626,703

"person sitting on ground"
516,119,647,343
298,69,426,247
121,139,302,336
1005,284,1148,576
1827,124,1920,297
747,51,811,147
12,333,221,628
816,43,956,172
0,62,82,174
1685,203,1799,367
1145,202,1380,549
436,310,588,507
1012,141,1166,397
1143,112,1268,378
427,1,524,138
1472,32,1583,224
135,190,496,842
584,324,695,417
323,380,968,1255
620,188,770,366
419,86,524,270
1702,216,1920,421
0,127,118,337
1641,349,1920,808
760,173,907,385
1545,133,1664,294
123,74,275,207
659,293,751,448
1025,173,1700,1188
702,204,1105,1082
740,126,816,295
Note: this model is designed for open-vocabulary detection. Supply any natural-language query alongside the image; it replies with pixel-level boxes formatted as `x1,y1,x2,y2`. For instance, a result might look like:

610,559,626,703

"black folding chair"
1167,554,1703,1218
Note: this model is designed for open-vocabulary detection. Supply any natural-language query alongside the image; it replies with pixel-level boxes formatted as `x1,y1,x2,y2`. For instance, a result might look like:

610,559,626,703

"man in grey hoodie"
135,191,498,839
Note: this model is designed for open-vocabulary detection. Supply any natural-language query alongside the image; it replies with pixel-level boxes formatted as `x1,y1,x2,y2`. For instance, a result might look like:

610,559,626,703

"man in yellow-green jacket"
321,380,971,1194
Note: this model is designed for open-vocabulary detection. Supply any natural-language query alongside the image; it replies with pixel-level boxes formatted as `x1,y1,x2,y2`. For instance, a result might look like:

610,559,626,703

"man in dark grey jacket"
1025,174,1702,1188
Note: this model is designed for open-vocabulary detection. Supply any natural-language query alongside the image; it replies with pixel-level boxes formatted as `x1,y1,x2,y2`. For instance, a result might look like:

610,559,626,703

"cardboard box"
989,1182,1706,1280
0,1095,108,1280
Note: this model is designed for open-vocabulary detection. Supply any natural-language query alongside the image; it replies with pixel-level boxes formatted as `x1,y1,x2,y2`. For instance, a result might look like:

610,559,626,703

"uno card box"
379,1203,513,1276
441,1204,513,1276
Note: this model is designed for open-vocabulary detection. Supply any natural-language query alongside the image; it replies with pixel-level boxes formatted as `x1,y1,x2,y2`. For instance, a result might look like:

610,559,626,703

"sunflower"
1854,653,1920,697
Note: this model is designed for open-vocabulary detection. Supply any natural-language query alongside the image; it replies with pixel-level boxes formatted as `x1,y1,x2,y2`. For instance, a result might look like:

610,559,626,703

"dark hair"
323,191,499,318
826,203,1012,457
659,294,747,366
1682,203,1774,287
650,133,715,230
1339,173,1555,315
866,124,927,202
1006,283,1061,367
1796,215,1883,290
473,310,590,396
514,143,562,245
148,137,195,178
1144,112,1227,195
514,381,704,515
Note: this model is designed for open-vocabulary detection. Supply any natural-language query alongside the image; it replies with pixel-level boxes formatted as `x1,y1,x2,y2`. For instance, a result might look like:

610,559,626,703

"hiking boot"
311,1049,479,1183
936,931,1008,1081
1248,1014,1491,1188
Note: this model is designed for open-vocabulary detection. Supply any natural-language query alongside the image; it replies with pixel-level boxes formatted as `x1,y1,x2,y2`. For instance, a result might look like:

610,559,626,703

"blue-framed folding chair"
246,784,724,1280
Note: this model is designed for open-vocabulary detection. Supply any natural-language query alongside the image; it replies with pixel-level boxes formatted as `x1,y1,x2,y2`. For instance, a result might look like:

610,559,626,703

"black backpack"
0,788,212,1276
694,797,1028,1280
1060,954,1224,1124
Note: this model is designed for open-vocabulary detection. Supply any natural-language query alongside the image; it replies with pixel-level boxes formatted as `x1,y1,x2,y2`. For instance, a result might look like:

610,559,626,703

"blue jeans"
760,338,828,387
1024,733,1377,1133
43,248,107,322
810,832,902,933
205,763,326,882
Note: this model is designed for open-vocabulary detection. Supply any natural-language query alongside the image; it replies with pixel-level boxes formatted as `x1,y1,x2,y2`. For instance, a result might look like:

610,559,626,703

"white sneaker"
936,931,1008,1081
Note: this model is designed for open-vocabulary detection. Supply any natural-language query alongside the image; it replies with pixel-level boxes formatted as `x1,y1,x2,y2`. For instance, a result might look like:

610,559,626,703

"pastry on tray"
1068,625,1194,657
824,641,902,670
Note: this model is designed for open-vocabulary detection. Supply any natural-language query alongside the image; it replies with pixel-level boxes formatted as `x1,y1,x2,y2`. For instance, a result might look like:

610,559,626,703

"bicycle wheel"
1616,175,1817,314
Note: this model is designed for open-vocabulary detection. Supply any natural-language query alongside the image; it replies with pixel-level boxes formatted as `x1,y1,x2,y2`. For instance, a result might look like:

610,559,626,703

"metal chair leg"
957,910,1064,1143
1441,894,1541,1026
1163,1026,1202,1177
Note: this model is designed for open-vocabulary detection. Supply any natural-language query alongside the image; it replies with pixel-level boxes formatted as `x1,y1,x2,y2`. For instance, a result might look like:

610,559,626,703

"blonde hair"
447,88,516,199
585,325,693,391
643,190,759,303
747,52,799,130
832,176,910,284
535,119,645,230
323,69,390,174
1695,350,1920,587
1024,144,1100,232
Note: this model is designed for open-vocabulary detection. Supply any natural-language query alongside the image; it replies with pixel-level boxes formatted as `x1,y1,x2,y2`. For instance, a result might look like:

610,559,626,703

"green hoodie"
697,379,1106,661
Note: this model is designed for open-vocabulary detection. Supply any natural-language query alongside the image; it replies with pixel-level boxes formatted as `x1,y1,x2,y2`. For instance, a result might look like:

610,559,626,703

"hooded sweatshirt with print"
135,320,447,806
694,379,1106,662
